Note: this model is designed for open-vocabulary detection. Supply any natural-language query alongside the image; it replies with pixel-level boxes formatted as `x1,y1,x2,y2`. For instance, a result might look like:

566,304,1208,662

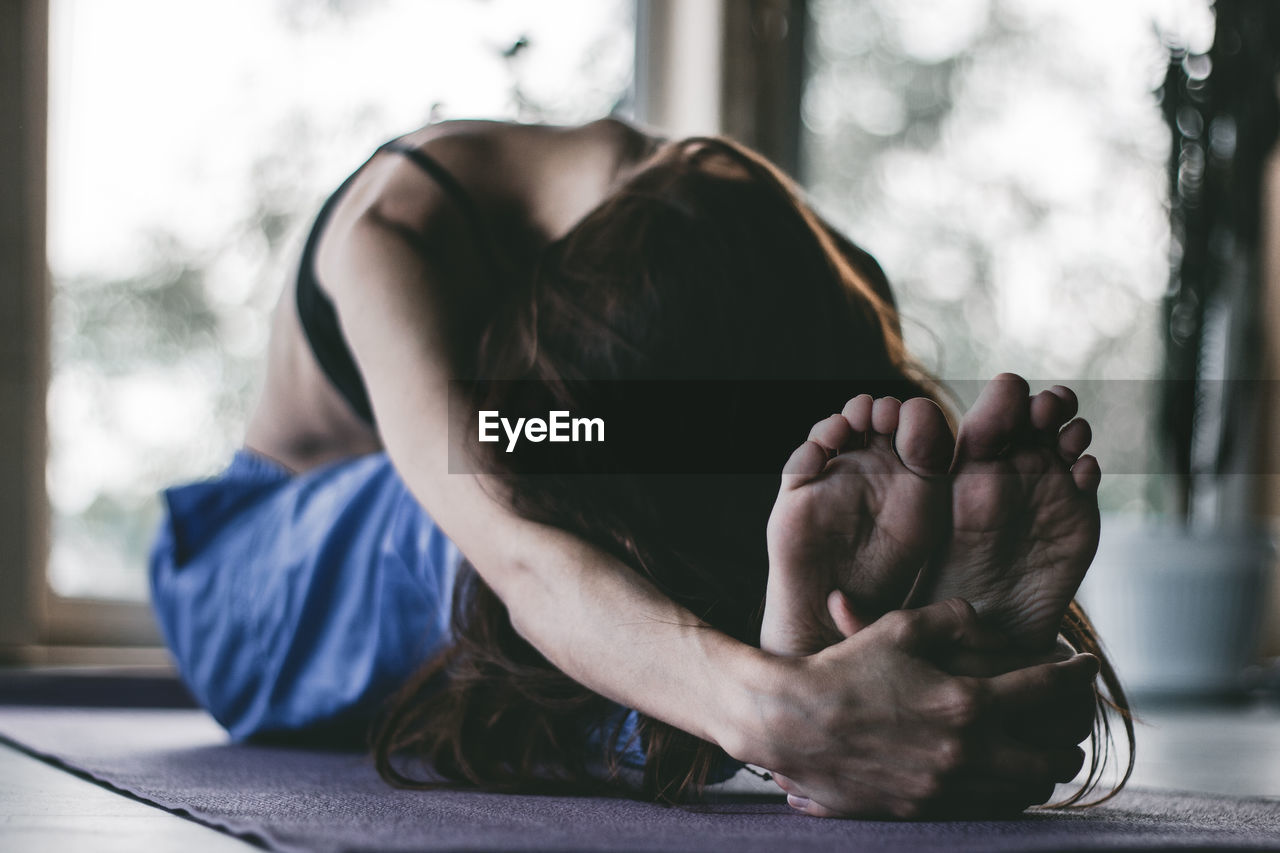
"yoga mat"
0,668,198,709
2,707,1278,852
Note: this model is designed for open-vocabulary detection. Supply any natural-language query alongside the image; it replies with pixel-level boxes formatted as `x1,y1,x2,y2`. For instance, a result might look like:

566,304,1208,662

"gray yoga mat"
2,707,1279,853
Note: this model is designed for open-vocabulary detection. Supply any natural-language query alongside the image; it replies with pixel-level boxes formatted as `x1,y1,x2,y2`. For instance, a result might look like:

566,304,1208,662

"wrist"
709,642,798,769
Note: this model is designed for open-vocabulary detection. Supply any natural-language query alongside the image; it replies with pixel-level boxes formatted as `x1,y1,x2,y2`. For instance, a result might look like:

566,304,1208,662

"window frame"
0,0,170,663
0,0,53,659
634,0,808,176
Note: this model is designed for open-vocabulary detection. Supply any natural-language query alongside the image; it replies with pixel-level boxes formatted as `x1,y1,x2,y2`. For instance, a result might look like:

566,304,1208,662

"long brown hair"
372,135,1133,805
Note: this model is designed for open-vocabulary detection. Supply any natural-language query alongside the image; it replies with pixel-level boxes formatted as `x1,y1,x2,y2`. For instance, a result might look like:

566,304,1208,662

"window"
2,0,635,657
798,0,1215,513
4,0,1242,659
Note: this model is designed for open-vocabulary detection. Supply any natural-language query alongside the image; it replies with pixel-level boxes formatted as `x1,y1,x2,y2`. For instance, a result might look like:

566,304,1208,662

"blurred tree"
1159,0,1280,525
801,0,1211,513
48,0,634,599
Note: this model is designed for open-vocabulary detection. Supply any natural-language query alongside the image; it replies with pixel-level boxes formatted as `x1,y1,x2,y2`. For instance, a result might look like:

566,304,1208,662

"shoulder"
375,117,663,231
406,116,656,167
316,118,663,285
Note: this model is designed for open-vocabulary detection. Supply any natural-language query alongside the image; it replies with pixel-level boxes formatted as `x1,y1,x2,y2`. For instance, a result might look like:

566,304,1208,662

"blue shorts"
149,449,742,782
149,449,464,743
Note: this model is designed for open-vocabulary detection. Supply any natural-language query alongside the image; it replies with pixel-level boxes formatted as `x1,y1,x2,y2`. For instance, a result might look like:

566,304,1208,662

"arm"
320,139,1089,817
317,141,755,748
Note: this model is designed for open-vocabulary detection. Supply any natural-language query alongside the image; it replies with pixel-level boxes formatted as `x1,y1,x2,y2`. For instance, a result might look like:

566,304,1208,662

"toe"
871,396,903,434
894,397,955,478
1057,418,1092,463
781,440,831,489
1030,389,1072,435
1071,454,1101,492
842,394,875,433
808,414,853,453
1047,385,1079,419
956,373,1030,462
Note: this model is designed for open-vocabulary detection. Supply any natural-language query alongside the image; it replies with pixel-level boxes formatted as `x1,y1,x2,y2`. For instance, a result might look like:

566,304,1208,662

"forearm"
327,208,771,757
399,454,774,754
476,514,769,749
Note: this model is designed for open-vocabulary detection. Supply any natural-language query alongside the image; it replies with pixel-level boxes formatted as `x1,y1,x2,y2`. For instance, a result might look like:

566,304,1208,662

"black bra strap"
377,141,510,287
379,142,484,226
295,139,512,428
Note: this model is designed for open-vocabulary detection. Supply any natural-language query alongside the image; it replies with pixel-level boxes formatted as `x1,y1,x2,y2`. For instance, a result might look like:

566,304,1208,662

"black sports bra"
295,140,501,425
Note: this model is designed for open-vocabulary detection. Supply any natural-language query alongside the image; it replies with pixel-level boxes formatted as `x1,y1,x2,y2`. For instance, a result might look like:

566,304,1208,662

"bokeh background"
46,0,1211,600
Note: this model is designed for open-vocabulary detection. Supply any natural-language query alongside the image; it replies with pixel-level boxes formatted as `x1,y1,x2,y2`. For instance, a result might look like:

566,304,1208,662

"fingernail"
787,794,811,811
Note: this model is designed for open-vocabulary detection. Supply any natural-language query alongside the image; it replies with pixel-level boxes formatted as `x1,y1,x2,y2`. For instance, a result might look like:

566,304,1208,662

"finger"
942,634,1080,677
893,598,1005,653
787,794,845,818
926,776,1061,818
987,653,1100,714
1012,692,1097,747
791,791,920,820
977,739,1088,785
770,771,799,794
1008,671,1097,747
938,646,1043,678
828,589,868,638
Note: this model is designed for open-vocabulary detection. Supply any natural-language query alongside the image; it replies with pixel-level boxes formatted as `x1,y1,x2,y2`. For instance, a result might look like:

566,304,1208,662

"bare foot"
762,395,954,656
913,374,1101,652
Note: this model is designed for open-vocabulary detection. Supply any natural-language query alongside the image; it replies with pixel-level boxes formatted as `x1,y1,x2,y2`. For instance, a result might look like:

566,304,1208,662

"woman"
149,117,1129,819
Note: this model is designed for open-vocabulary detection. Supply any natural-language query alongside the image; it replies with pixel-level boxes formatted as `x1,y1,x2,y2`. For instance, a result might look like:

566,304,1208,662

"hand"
937,633,1096,750
729,599,1096,819
840,589,1096,753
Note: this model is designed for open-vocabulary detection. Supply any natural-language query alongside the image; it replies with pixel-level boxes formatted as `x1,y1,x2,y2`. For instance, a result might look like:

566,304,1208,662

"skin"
763,601,1095,819
762,383,1103,815
763,382,1102,656
245,118,660,472
242,116,1096,818
763,395,954,653
910,375,1102,652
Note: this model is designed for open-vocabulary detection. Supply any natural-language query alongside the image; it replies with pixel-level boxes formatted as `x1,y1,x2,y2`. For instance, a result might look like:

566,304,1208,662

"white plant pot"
1076,516,1275,699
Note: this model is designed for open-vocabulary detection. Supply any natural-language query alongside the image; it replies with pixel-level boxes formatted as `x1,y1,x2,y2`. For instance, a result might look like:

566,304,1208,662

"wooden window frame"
0,0,54,660
1,0,163,665
634,0,808,177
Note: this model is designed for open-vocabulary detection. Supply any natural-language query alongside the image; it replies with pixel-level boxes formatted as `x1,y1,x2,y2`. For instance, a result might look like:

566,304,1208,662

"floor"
0,744,253,852
1121,700,1280,797
0,701,1277,852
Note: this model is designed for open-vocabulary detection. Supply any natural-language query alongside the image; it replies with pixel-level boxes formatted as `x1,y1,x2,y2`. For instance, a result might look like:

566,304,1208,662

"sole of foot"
913,374,1101,652
762,395,954,655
